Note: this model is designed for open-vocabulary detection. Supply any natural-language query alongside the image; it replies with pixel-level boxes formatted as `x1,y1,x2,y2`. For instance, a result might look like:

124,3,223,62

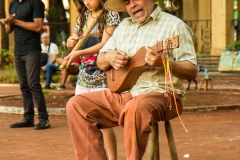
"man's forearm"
50,59,57,64
5,24,13,34
171,60,197,80
14,18,43,33
50,55,58,64
97,52,111,71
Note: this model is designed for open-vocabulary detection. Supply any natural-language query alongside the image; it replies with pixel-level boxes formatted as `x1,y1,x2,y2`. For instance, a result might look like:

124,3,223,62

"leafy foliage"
0,49,16,83
226,41,240,51
56,33,68,58
1,49,14,69
46,3,70,44
0,68,18,83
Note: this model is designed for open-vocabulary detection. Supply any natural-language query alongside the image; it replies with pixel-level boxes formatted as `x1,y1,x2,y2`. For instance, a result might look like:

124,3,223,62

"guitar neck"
107,35,180,93
150,35,179,52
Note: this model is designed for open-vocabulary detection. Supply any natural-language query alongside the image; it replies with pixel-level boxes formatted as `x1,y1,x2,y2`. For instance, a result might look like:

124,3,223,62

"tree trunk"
0,0,9,66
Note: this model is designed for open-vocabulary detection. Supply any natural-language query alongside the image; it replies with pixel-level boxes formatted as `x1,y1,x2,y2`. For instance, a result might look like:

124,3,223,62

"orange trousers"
66,89,182,160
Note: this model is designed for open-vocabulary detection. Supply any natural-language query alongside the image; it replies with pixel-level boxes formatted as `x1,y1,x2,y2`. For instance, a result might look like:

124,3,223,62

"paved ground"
0,110,239,160
1,79,240,114
0,79,240,160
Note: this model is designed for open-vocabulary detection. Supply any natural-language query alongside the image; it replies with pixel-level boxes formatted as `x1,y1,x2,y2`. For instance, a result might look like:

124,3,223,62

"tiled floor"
0,110,239,160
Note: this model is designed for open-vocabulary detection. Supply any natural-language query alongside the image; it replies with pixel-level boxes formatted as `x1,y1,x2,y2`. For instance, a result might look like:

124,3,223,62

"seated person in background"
40,32,59,89
56,57,81,90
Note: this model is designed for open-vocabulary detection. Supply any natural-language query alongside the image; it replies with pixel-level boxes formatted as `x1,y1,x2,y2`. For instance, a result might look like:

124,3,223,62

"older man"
40,32,59,89
66,0,197,159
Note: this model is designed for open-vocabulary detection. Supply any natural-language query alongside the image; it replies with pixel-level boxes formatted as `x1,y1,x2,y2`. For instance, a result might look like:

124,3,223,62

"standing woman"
64,0,120,159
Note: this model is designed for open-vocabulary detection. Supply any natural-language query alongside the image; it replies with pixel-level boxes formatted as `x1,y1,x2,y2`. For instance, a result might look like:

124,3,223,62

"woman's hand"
64,34,83,68
65,50,82,68
66,34,81,50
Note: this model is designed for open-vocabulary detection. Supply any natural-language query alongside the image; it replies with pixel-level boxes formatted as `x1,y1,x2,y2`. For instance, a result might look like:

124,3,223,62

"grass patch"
0,68,18,83
42,90,52,94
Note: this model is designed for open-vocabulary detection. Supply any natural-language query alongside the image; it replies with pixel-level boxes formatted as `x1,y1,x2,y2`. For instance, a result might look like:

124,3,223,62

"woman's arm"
65,25,117,67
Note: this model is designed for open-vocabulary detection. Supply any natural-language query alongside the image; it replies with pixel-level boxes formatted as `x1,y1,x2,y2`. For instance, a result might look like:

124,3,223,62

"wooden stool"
147,121,178,160
198,77,213,91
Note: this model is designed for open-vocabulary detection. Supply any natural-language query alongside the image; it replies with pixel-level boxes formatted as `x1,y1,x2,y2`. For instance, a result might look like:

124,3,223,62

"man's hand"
0,14,16,25
145,46,163,68
41,65,46,72
107,51,129,70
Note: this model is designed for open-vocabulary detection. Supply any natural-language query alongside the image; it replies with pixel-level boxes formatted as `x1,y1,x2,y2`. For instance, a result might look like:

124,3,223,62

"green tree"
47,0,70,44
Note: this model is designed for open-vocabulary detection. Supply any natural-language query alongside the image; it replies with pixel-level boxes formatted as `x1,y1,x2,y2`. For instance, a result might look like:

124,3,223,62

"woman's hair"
73,0,108,35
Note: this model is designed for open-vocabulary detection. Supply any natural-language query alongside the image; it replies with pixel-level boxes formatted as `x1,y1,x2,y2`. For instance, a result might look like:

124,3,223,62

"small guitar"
106,35,179,93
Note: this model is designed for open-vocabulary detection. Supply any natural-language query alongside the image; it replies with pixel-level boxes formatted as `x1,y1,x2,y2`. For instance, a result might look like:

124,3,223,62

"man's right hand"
0,14,16,25
41,65,46,72
107,51,129,70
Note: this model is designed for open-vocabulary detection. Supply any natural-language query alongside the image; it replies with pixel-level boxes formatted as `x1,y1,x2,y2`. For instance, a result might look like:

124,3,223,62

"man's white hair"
41,32,49,38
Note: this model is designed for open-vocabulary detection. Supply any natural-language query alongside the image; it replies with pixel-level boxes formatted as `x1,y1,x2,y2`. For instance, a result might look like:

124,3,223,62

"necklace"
90,12,95,18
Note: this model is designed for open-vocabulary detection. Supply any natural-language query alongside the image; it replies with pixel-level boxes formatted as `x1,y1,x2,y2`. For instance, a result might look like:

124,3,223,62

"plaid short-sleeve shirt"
100,5,197,97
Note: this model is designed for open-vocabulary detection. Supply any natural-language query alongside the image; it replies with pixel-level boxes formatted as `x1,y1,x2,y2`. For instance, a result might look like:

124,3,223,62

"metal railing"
184,20,211,55
42,21,71,44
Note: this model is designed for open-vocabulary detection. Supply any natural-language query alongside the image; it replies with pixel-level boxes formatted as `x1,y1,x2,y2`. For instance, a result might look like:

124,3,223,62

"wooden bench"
187,54,240,91
197,54,240,77
197,55,220,73
196,55,219,91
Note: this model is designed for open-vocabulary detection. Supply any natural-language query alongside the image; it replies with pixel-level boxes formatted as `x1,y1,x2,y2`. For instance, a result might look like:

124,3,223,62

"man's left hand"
145,45,163,68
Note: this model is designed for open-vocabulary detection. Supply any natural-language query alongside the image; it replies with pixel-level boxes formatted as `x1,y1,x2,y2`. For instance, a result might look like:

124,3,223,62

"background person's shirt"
41,42,59,65
9,0,45,56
